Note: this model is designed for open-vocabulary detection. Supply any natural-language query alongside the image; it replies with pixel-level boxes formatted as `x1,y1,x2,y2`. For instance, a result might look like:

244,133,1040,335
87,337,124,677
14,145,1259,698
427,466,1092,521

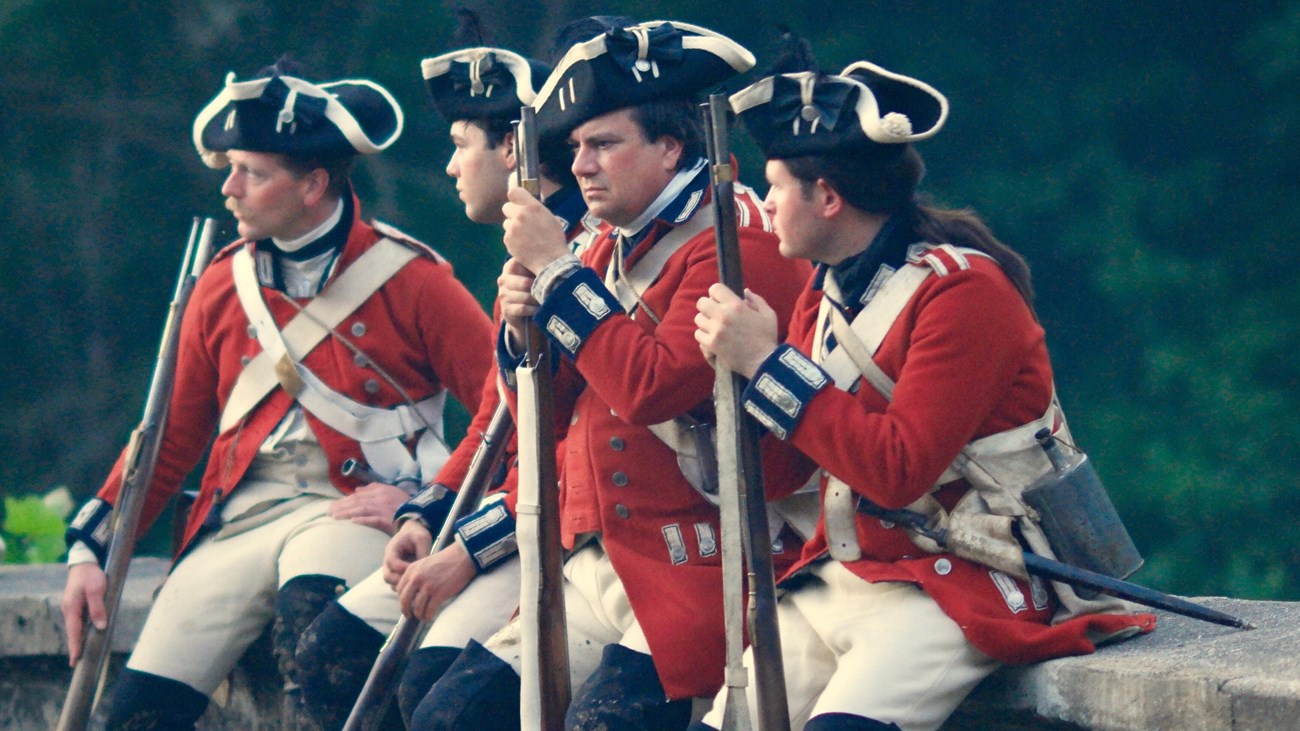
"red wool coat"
505,185,813,699
97,200,494,555
777,248,1155,665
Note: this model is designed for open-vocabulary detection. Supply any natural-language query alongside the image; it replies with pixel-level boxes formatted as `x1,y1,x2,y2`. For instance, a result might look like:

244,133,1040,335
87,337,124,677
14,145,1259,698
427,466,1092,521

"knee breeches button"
934,558,953,576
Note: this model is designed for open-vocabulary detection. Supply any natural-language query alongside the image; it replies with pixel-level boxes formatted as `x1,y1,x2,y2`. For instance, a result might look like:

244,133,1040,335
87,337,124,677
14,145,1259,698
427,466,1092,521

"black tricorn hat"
730,61,947,159
422,47,550,123
533,20,755,142
192,71,404,169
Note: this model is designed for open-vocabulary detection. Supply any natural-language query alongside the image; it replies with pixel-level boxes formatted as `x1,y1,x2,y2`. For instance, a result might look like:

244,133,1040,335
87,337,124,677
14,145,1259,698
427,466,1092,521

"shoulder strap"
219,239,417,433
602,213,713,315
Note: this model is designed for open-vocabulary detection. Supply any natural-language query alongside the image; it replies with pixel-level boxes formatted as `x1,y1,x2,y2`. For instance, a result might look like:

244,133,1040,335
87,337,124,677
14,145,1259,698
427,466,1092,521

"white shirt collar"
272,198,345,253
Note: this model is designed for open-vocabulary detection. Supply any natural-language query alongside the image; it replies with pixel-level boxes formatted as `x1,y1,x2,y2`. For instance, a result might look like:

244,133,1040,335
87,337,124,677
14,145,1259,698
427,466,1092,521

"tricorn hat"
421,47,549,123
533,20,755,142
730,61,947,159
192,70,404,169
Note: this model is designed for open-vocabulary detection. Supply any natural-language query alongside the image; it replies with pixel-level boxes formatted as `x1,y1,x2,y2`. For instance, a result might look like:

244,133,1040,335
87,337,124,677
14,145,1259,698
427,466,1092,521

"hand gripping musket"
512,105,571,731
342,404,515,731
57,217,218,731
704,94,792,731
854,501,1255,630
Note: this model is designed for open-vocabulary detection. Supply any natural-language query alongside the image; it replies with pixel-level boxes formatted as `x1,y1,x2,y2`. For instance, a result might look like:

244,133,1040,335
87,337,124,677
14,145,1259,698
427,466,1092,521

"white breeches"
338,552,522,650
480,540,651,690
125,496,389,694
701,560,999,731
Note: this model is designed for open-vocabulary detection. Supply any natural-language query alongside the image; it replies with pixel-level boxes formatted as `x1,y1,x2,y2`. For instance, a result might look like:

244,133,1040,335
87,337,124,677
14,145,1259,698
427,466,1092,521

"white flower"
43,486,75,520
880,112,913,139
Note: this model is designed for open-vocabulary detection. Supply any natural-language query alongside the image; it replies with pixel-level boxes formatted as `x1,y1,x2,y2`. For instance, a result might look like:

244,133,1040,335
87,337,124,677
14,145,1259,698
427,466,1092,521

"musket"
703,94,791,731
58,217,218,731
342,403,515,731
511,104,571,731
855,502,1255,630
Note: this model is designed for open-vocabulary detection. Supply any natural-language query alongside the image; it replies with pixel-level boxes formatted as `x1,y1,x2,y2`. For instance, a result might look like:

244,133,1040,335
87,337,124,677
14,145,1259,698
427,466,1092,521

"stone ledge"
950,596,1298,730
2,561,1297,730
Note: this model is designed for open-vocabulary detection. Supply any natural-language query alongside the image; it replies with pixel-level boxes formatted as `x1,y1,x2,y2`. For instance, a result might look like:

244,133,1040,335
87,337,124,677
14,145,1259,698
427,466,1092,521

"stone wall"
3,560,1297,730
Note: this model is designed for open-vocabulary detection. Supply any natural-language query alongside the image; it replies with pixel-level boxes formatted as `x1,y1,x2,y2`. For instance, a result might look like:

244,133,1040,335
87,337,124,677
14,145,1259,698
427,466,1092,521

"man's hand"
383,519,433,587
62,562,108,667
502,186,568,274
395,542,477,621
695,283,780,378
329,482,409,534
498,258,540,349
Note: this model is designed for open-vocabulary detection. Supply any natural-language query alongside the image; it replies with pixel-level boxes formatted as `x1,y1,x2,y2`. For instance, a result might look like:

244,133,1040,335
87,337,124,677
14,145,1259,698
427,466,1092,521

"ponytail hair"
783,145,1035,307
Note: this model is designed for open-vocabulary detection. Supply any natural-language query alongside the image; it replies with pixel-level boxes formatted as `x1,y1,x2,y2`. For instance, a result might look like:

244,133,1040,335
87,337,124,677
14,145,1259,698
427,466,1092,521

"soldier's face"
569,108,681,228
764,159,833,263
446,120,514,225
221,150,318,242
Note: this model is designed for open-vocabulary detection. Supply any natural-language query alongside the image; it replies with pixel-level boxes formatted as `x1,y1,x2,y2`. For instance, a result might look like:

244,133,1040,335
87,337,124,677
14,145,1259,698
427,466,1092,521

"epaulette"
372,219,447,264
906,242,984,278
208,239,245,265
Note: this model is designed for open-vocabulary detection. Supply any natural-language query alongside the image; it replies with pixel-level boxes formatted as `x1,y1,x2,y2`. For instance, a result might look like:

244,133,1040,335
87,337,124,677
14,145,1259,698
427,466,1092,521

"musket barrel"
342,405,515,731
861,503,1255,631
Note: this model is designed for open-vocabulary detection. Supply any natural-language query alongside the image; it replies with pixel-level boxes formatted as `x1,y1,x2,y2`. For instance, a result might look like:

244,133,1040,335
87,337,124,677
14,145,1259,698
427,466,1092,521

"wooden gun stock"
512,105,572,731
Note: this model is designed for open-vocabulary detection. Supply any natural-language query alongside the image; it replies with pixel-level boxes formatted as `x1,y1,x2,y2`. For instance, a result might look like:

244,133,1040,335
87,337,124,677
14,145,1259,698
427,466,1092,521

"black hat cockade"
192,70,404,169
422,47,549,124
532,20,756,142
729,60,948,159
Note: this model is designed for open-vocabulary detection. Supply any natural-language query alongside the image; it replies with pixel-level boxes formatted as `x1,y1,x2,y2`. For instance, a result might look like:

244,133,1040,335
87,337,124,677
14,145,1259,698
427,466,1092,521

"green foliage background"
1,1,1296,597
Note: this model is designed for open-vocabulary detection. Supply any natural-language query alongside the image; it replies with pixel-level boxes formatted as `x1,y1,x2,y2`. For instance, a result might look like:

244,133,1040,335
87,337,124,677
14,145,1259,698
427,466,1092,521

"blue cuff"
393,483,454,530
455,499,518,572
741,344,830,440
534,267,620,359
65,498,114,568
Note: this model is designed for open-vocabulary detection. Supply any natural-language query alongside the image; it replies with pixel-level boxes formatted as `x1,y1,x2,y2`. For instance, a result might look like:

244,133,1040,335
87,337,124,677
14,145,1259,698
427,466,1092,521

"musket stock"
58,217,219,731
703,94,791,731
342,404,515,731
511,105,571,731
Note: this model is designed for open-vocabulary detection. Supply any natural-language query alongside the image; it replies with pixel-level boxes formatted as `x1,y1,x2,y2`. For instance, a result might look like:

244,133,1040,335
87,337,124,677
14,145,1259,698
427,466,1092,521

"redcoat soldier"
692,57,1155,731
60,60,494,728
293,21,600,726
412,19,812,730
